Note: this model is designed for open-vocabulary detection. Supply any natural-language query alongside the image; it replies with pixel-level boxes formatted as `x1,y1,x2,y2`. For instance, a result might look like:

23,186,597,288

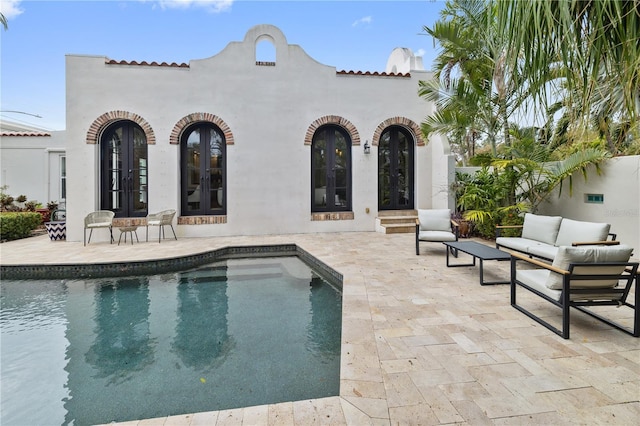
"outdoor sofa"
496,213,617,261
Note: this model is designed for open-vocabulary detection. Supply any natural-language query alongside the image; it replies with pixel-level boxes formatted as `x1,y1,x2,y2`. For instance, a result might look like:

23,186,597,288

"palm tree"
1,12,8,30
493,0,640,142
421,0,528,159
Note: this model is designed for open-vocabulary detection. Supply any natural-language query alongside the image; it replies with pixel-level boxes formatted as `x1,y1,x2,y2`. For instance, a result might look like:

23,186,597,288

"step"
377,210,418,217
378,215,417,225
379,223,415,234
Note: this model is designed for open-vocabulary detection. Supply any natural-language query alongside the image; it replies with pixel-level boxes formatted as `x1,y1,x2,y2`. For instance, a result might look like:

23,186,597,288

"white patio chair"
146,209,177,243
415,209,460,255
84,210,115,246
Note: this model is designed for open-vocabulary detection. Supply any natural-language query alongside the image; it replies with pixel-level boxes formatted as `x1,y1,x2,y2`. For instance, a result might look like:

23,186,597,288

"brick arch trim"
304,115,361,146
372,117,425,147
85,111,156,145
169,113,235,145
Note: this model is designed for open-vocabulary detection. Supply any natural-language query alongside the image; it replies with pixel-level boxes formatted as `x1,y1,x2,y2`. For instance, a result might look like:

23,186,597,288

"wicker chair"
84,210,115,246
146,209,177,243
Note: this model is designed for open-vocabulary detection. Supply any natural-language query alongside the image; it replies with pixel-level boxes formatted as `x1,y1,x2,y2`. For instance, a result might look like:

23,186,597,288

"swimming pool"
0,256,342,425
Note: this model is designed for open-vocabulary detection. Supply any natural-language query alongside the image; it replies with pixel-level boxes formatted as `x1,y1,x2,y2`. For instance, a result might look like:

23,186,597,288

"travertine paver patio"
1,232,639,425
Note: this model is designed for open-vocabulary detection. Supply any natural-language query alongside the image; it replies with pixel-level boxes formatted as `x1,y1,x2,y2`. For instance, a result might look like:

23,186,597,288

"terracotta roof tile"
0,131,51,137
336,70,411,77
106,59,189,68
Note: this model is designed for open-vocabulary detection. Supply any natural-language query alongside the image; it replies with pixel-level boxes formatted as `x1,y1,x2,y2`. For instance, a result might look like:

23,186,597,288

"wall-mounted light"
363,140,371,154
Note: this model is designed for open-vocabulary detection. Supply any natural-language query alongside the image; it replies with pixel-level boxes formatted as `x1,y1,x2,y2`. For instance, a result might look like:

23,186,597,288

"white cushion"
497,237,542,253
87,222,111,228
554,218,610,247
147,220,161,226
418,209,451,232
527,244,559,261
521,213,563,245
418,230,457,242
545,245,633,290
517,269,561,301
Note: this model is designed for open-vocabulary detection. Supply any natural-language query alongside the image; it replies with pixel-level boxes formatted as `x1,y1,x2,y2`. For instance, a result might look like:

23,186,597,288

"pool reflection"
85,278,154,383
172,266,233,370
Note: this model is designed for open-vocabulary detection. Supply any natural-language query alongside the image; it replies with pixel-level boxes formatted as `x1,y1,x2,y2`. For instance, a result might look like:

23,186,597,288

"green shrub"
0,212,42,241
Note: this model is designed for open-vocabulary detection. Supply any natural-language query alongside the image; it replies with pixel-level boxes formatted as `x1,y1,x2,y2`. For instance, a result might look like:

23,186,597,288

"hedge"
0,212,43,241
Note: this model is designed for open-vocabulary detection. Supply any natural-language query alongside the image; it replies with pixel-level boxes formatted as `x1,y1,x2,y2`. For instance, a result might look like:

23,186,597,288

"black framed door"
100,122,148,218
181,124,226,215
378,126,414,210
312,125,351,212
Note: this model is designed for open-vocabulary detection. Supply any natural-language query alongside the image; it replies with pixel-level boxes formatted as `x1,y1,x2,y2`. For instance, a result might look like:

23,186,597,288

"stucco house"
64,24,454,243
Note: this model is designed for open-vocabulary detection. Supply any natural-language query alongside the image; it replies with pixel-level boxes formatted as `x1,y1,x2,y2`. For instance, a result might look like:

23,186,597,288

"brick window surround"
170,112,235,145
304,115,360,146
372,117,425,147
86,111,155,145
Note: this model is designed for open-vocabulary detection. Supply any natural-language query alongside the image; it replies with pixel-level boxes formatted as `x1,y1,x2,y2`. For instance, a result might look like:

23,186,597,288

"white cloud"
156,0,234,13
0,0,24,20
415,48,425,57
352,15,372,27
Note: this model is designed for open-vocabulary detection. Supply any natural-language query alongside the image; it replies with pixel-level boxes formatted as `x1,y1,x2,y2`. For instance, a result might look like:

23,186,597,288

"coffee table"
442,241,511,285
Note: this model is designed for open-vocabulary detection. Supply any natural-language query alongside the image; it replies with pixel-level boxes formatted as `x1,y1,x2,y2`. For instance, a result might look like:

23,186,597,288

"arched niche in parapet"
244,24,288,65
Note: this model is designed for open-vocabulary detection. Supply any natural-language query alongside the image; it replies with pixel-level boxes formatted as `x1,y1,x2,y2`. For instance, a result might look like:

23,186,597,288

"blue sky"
0,0,445,131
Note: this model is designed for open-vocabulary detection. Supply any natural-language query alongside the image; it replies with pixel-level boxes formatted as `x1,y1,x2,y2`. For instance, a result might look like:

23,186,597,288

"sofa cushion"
418,209,451,232
554,218,610,247
418,230,457,242
496,237,541,254
527,244,559,261
545,245,633,290
517,269,561,301
521,213,563,245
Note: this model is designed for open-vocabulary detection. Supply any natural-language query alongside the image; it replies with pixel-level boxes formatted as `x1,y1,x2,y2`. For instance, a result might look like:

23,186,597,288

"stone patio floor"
1,231,639,425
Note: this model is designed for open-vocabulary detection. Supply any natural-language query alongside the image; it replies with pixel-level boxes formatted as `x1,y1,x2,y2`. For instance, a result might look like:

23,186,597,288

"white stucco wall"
0,132,66,205
538,155,640,261
65,24,448,242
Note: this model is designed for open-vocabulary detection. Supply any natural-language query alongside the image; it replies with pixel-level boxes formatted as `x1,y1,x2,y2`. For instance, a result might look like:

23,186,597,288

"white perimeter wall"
65,24,451,242
538,155,640,261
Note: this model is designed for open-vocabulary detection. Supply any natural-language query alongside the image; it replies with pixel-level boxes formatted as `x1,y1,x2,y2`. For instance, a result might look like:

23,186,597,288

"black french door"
378,126,414,210
181,124,225,215
100,122,148,217
312,126,351,212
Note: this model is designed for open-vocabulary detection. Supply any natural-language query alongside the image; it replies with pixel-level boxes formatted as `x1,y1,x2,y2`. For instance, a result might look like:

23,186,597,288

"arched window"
311,125,352,212
181,123,226,215
100,121,148,217
378,126,414,210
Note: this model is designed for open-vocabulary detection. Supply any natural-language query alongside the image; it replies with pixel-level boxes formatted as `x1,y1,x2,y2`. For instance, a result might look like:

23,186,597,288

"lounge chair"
510,245,638,338
146,209,177,243
84,210,115,246
415,208,460,255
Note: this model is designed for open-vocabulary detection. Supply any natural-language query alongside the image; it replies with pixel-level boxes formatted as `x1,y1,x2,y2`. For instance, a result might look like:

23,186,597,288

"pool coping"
0,243,343,287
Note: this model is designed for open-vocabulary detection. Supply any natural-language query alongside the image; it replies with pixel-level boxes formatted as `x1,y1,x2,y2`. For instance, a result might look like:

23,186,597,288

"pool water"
0,256,342,425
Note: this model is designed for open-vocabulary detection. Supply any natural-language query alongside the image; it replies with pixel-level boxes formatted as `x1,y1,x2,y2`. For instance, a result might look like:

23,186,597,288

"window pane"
186,130,201,212
313,139,327,207
60,156,66,200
